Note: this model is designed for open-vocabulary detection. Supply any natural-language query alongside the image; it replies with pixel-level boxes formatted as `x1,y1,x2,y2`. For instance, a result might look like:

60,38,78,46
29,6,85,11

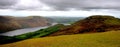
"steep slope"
0,16,50,33
0,31,120,47
0,16,21,33
16,16,50,28
48,15,120,36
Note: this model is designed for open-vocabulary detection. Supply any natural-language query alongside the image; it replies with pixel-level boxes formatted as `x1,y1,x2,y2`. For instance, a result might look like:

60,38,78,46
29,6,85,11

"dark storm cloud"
40,0,120,10
0,0,18,9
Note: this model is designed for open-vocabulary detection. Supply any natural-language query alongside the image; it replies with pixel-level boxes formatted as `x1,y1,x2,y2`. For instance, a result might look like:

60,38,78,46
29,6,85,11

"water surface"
0,26,48,36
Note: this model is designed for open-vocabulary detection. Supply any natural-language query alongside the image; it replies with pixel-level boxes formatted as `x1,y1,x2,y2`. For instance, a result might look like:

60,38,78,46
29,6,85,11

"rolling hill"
48,15,120,36
0,30,120,47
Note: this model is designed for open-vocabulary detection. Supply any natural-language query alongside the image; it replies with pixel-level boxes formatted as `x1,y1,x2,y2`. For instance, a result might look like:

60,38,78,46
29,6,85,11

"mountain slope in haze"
16,16,50,28
48,15,120,36
1,31,120,47
46,16,84,24
0,16,50,33
0,16,21,33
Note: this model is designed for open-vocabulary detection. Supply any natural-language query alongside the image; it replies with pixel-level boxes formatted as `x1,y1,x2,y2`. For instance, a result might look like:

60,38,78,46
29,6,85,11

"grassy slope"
0,31,120,47
0,24,64,44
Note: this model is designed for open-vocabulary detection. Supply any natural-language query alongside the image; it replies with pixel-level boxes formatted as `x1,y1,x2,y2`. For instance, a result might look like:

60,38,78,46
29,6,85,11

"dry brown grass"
0,30,120,47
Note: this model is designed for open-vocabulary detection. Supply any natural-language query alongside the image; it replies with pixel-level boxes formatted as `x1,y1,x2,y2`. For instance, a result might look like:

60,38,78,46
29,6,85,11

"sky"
0,0,120,17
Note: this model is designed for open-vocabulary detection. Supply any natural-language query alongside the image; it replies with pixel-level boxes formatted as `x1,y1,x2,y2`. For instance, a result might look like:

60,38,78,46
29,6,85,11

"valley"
0,23,70,36
0,0,120,47
0,15,120,47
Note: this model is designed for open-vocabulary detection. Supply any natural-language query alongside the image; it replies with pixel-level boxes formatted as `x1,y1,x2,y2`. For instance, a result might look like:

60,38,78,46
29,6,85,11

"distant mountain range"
46,16,84,24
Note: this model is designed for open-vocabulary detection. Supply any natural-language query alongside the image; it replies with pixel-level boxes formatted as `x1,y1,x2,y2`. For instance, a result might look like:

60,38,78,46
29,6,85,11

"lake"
0,23,70,36
0,26,48,36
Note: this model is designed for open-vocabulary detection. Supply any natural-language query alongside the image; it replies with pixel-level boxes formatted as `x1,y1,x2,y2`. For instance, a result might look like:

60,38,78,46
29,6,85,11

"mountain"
15,16,50,28
46,16,84,24
1,30,120,47
48,15,120,36
0,16,21,33
0,16,50,33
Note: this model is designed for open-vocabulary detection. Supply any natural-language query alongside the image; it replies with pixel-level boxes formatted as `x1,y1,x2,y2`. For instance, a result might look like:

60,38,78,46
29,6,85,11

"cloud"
11,0,54,11
0,0,53,11
0,0,120,17
0,9,120,18
40,0,120,10
0,0,120,11
0,0,18,9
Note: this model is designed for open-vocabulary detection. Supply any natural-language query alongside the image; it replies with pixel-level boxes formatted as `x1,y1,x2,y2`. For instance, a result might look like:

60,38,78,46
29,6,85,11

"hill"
0,31,120,47
0,16,21,33
48,15,120,36
46,16,84,24
0,16,50,33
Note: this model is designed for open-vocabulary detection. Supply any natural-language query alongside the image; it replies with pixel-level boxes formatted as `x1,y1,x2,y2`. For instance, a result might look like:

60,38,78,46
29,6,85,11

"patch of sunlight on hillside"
1,30,120,47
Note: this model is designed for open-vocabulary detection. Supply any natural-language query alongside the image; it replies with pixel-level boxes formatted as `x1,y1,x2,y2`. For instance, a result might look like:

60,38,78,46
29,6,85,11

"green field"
0,30,120,47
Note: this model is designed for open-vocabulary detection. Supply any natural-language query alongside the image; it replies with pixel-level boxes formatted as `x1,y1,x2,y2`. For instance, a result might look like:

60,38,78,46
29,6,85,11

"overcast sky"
0,0,120,17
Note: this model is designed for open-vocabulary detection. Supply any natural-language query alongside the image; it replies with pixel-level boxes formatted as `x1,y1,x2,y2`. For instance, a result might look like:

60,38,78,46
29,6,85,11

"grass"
0,30,120,47
104,18,120,25
0,24,64,44
16,24,64,38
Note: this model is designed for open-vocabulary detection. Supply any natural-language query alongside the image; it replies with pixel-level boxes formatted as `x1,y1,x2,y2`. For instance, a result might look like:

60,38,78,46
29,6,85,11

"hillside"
0,31,120,47
0,16,21,33
0,16,50,33
0,24,65,44
46,16,84,24
16,16,50,28
48,15,120,36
